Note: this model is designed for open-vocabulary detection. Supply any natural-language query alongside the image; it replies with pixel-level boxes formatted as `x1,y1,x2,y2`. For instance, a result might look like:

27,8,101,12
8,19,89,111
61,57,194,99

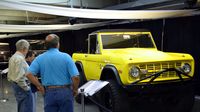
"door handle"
104,60,110,63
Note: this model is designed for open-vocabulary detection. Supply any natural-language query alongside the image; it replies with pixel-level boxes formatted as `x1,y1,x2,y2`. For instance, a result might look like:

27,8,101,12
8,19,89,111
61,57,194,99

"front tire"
99,80,129,112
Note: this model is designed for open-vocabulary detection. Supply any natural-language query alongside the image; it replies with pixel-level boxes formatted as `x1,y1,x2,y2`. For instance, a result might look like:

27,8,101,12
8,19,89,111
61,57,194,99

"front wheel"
99,80,129,112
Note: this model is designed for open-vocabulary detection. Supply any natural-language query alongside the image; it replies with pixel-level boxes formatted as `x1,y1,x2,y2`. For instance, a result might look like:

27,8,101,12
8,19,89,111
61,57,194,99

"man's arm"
26,57,44,93
72,76,80,96
66,55,80,96
26,73,45,95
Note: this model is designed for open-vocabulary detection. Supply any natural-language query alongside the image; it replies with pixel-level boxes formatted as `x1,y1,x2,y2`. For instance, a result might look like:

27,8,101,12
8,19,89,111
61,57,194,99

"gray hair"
15,39,30,51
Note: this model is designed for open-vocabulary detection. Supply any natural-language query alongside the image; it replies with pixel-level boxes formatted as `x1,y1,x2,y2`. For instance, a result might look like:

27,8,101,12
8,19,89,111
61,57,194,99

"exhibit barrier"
80,89,85,112
78,80,111,112
0,68,8,102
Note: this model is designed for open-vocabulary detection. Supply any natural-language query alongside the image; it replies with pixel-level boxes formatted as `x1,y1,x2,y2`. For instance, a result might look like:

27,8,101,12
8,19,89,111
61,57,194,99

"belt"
10,80,30,86
46,85,71,89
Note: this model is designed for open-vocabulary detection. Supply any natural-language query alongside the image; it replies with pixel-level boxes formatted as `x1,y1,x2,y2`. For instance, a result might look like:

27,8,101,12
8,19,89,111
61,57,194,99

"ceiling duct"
185,0,198,7
105,0,199,10
0,0,194,20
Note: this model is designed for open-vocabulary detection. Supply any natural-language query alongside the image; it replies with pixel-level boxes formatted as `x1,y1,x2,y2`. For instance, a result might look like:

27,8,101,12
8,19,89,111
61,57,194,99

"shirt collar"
16,51,25,58
48,48,59,52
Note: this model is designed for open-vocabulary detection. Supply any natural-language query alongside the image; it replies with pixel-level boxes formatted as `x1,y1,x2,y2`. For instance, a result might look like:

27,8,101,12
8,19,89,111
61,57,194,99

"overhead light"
0,43,9,45
0,52,4,54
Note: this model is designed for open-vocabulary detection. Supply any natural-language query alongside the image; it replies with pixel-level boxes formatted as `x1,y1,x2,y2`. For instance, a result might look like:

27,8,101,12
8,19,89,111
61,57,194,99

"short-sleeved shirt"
28,48,79,86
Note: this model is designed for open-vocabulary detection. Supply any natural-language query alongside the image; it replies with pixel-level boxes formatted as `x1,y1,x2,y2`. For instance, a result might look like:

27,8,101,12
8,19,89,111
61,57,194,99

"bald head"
45,34,60,50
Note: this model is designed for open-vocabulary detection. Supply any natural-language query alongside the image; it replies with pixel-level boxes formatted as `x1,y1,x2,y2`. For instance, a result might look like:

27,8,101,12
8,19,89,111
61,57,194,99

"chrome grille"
138,62,182,78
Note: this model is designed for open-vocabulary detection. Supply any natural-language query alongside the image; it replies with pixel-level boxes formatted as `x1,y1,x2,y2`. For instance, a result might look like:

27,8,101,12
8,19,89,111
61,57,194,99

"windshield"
101,34,155,49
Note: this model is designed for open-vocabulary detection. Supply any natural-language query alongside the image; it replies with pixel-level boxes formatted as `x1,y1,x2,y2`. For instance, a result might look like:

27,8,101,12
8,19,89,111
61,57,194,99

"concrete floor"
0,78,99,112
0,78,200,112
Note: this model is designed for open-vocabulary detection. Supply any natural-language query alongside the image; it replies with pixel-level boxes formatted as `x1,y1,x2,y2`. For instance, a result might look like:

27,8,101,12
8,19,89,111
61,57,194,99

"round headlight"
129,66,140,78
182,63,191,74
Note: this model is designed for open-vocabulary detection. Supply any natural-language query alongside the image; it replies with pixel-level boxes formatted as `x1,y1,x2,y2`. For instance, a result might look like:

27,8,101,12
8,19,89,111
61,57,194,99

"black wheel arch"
100,65,124,86
75,61,87,82
75,61,83,72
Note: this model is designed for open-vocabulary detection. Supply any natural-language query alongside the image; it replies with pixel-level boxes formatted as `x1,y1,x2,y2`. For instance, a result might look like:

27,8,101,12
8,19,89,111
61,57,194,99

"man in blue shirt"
26,34,80,112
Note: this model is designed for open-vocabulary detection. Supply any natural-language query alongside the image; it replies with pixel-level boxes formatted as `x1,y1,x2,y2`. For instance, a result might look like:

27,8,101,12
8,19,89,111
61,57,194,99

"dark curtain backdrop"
163,17,200,94
2,15,200,93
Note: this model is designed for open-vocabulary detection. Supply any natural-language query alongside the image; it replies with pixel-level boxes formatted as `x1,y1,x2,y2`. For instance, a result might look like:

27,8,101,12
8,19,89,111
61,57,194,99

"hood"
103,48,191,63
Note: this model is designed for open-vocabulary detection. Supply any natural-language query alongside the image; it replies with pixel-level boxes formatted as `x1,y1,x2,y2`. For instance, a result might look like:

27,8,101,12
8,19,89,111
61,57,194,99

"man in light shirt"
7,39,33,112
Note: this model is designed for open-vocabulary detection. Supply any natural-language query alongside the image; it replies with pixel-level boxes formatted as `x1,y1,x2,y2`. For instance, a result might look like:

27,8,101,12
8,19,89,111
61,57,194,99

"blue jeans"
44,88,73,112
11,82,33,112
32,92,37,112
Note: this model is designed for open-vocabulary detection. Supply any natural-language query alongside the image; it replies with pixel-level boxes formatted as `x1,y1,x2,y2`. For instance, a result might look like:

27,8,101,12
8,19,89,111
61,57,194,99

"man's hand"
72,76,80,97
26,72,45,95
73,89,78,97
37,85,45,95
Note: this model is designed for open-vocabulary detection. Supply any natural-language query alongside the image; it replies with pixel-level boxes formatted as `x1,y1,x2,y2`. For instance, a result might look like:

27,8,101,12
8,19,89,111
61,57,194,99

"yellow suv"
73,29,195,112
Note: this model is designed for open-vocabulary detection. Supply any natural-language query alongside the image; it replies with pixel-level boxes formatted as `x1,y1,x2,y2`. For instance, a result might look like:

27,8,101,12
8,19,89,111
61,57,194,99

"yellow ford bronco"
72,29,195,112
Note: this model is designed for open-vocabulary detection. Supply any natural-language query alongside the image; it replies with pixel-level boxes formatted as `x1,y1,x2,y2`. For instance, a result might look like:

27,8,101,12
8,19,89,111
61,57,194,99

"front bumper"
125,79,194,94
123,68,194,93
